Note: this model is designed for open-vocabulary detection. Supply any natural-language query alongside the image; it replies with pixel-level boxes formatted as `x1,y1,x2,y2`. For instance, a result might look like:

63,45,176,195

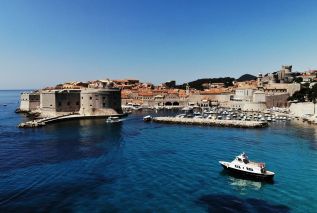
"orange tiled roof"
138,92,153,97
200,88,228,95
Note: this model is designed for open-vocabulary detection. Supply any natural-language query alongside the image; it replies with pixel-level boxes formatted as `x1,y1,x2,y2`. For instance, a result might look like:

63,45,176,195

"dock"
152,117,268,128
18,113,125,128
18,114,81,128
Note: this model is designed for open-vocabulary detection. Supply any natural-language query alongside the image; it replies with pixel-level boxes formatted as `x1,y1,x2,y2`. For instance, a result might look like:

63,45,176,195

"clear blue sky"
1,0,317,89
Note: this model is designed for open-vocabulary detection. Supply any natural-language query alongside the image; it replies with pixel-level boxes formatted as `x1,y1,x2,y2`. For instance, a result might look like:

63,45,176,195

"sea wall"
289,102,317,117
40,90,81,117
220,101,266,112
242,102,267,112
265,93,289,108
19,92,40,112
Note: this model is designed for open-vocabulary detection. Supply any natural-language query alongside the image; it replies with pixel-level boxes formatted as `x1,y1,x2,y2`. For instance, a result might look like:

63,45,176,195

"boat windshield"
243,158,249,164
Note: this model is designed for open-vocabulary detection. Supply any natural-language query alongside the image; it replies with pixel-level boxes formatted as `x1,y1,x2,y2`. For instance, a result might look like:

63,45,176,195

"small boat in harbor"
143,115,152,122
219,153,275,181
106,116,123,123
175,114,186,118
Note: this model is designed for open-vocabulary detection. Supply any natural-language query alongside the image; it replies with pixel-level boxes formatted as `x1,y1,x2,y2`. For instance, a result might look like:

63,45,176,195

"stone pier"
152,117,268,128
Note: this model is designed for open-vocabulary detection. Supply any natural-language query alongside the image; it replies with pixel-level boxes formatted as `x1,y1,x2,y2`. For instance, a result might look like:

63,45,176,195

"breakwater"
152,117,268,128
18,114,125,128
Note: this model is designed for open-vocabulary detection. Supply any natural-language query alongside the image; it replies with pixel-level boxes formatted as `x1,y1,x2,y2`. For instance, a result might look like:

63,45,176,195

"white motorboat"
106,116,123,123
143,115,152,122
219,153,275,182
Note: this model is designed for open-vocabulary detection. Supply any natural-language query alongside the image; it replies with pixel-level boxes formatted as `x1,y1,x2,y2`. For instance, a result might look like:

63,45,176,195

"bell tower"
257,73,264,91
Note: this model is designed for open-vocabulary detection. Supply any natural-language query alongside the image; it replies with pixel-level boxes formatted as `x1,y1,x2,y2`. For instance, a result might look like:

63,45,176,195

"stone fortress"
19,80,122,118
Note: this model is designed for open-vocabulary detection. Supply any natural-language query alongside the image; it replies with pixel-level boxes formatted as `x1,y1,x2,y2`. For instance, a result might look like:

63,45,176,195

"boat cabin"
233,153,266,174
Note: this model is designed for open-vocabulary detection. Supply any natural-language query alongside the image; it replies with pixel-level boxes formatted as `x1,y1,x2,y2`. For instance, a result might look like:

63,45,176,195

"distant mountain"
176,77,235,90
237,74,257,82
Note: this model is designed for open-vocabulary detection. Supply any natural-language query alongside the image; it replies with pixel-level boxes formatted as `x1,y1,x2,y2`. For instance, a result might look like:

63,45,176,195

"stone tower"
257,73,264,91
282,65,292,73
186,83,190,95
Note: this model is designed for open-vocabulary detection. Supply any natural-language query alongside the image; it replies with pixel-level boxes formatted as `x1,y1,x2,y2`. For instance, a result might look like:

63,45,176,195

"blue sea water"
0,90,317,213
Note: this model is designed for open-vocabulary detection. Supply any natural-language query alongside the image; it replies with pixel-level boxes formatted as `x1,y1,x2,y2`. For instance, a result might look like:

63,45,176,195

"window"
76,102,79,105
90,97,92,100
58,102,62,106
103,103,106,107
67,102,70,106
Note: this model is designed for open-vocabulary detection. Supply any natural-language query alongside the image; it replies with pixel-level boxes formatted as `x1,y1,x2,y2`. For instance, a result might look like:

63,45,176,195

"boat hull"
221,164,274,182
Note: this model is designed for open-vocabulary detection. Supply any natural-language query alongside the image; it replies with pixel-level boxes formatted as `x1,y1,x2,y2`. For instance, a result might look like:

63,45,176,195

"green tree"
308,84,317,103
294,77,303,83
288,90,306,102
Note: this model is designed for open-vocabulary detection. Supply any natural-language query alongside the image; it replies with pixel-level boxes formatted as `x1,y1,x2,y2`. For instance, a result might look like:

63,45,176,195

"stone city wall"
289,102,317,117
265,93,289,108
19,92,40,112
80,88,122,116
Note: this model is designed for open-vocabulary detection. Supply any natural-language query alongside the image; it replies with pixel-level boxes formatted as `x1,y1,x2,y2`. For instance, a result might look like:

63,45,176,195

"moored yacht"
143,115,152,122
106,116,123,123
219,153,275,181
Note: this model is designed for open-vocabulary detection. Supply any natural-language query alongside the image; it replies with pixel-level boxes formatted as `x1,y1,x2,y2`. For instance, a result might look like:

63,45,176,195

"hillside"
176,77,235,90
237,74,257,82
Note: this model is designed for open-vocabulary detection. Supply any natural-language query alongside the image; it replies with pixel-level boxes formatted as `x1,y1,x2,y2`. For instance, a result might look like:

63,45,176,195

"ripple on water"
197,194,290,213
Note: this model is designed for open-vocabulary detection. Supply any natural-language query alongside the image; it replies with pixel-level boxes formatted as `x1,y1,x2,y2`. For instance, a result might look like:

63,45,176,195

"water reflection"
312,126,317,149
220,171,272,193
288,121,317,150
228,176,263,192
1,118,126,171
